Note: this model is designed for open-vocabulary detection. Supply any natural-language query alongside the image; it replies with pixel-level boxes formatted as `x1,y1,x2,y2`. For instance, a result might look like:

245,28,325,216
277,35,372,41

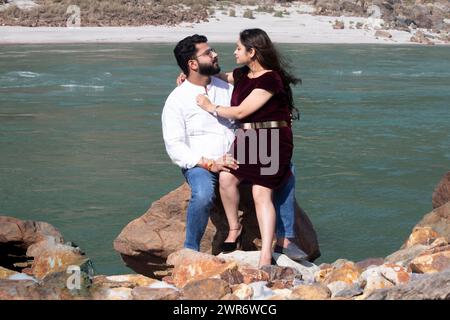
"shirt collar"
184,77,214,92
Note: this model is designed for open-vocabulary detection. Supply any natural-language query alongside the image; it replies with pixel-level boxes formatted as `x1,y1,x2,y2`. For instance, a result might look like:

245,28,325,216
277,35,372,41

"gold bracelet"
212,105,220,117
206,160,214,171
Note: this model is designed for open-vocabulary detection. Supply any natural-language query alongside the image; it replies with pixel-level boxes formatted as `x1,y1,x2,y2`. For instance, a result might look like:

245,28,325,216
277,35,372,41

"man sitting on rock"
161,34,307,261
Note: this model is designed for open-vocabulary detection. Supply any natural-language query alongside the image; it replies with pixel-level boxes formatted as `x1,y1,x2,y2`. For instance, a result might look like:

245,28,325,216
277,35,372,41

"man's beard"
198,62,221,76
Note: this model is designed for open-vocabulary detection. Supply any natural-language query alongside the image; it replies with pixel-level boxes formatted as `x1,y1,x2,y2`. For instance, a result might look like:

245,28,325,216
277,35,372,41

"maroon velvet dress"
228,66,293,189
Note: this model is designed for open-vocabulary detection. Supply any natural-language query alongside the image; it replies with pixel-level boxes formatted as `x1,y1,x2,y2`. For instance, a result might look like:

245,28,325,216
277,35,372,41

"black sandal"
221,225,242,253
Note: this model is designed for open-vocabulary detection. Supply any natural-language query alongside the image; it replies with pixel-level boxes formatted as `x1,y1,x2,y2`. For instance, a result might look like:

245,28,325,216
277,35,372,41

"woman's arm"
196,88,273,120
176,71,234,86
215,72,234,85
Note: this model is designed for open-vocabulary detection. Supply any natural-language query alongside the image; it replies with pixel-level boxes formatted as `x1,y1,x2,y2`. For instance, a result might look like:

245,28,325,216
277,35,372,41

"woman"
196,28,300,267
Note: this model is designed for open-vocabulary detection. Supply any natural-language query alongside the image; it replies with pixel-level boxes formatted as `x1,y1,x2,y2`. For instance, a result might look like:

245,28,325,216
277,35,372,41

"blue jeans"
274,164,296,239
182,167,219,251
182,165,296,251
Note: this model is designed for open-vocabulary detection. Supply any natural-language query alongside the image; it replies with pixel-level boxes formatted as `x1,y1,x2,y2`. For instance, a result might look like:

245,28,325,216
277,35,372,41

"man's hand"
210,154,239,173
176,72,186,86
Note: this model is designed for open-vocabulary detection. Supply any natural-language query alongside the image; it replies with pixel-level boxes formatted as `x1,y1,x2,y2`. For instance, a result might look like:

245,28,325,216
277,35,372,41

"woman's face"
234,40,254,65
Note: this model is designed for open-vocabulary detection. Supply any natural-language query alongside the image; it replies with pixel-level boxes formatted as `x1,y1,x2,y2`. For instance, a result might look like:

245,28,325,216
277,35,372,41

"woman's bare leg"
219,172,242,242
252,185,276,267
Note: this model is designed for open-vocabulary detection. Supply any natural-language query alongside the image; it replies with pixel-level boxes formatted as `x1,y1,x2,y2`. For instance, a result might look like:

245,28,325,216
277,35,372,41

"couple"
162,29,304,268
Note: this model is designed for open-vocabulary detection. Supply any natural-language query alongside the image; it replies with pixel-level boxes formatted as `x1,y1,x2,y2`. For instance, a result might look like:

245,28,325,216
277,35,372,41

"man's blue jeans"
182,165,296,251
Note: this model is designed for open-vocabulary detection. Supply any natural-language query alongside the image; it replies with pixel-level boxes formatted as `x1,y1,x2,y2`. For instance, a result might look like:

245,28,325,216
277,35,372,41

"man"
162,34,306,261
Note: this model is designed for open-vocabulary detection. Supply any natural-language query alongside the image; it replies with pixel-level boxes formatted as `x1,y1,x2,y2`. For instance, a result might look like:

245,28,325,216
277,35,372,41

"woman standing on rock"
195,28,301,268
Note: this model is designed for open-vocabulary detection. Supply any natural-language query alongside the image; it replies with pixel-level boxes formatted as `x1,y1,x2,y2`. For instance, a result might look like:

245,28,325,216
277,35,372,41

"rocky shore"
310,0,450,31
0,171,449,300
0,1,449,45
309,0,450,44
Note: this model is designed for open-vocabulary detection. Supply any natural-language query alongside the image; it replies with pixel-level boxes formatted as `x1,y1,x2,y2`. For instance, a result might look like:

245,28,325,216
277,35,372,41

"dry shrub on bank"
0,0,210,26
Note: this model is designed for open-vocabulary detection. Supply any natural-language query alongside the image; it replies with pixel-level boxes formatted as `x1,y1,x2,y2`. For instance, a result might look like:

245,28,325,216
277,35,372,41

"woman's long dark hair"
239,28,301,120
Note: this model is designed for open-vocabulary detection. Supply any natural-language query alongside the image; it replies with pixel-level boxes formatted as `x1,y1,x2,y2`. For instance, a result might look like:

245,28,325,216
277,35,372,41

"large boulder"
0,216,64,247
167,249,238,288
365,270,450,300
408,201,450,245
385,243,434,267
318,260,363,297
386,194,450,267
0,215,64,272
432,171,450,209
360,264,411,294
401,227,441,249
113,183,321,277
0,216,93,281
181,278,231,300
409,244,450,274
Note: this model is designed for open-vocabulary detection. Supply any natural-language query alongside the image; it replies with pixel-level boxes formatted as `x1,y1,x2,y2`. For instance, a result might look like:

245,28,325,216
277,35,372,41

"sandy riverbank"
1,4,448,45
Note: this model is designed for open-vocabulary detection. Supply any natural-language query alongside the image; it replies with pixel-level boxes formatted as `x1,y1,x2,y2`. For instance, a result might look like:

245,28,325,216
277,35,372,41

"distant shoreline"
1,10,449,46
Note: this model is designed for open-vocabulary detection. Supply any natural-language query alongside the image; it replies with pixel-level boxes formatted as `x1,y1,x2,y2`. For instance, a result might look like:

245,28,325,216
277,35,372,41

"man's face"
194,42,221,76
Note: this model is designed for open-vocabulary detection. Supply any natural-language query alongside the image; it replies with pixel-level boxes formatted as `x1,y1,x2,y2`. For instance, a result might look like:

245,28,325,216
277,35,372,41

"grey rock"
385,244,430,267
181,278,231,300
248,281,275,300
131,287,181,300
327,281,362,298
365,270,450,300
333,284,363,298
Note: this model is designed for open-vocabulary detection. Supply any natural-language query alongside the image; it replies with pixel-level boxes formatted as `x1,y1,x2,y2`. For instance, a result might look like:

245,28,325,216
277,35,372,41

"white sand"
0,3,448,45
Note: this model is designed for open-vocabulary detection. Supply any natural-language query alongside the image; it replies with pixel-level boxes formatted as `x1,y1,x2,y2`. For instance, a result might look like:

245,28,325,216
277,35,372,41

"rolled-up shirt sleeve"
162,96,202,169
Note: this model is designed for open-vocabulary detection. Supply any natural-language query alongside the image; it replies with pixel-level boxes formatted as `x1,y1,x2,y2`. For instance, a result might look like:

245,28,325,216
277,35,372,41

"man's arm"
162,97,202,169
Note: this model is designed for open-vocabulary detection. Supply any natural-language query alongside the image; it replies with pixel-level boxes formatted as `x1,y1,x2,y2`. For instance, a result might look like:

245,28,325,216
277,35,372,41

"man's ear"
188,60,198,73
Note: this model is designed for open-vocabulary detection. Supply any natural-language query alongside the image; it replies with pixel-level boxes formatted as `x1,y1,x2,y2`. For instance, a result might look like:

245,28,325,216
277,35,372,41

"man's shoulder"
164,84,187,107
168,83,185,98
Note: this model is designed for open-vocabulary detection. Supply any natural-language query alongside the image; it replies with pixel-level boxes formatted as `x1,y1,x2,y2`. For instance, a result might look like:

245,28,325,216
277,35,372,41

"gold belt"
239,120,288,130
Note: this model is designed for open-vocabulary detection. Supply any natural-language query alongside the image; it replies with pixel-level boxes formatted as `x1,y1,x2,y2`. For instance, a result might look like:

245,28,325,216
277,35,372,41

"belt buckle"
241,121,286,129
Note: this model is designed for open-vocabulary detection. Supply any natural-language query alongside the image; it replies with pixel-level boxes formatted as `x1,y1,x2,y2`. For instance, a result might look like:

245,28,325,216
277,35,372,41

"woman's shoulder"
233,66,249,74
254,70,284,93
232,66,249,82
259,70,282,81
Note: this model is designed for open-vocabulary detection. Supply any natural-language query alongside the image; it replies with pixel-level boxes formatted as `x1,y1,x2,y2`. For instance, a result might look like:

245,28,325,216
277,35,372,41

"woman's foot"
224,224,242,243
258,252,274,268
221,224,242,253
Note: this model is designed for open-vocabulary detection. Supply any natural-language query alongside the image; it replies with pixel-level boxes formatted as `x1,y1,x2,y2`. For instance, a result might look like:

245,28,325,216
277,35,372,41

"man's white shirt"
162,76,236,169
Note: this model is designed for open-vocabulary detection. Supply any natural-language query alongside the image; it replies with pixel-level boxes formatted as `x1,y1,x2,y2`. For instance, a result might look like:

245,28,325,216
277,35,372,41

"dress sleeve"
232,67,246,85
255,71,284,95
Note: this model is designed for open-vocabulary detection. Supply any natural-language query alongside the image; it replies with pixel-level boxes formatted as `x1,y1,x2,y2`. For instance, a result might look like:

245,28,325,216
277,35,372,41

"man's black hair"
173,34,208,76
